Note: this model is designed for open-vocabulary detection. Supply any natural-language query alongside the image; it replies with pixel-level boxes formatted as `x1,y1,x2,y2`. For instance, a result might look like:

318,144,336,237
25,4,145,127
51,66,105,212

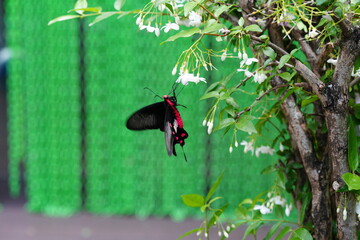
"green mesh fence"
5,0,275,219
6,0,82,216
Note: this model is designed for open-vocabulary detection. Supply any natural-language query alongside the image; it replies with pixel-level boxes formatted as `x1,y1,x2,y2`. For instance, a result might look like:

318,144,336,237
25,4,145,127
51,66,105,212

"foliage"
49,0,360,239
179,172,312,240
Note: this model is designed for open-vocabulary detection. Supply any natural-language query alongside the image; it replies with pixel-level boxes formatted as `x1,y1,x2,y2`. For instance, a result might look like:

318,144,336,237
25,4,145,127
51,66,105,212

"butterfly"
126,94,188,160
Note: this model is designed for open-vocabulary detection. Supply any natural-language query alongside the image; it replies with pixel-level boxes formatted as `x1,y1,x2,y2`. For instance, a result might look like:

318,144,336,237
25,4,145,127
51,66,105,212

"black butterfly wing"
164,104,176,156
126,102,166,131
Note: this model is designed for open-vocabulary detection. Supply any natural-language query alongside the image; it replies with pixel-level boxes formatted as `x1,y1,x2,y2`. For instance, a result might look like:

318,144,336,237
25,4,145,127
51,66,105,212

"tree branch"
290,28,318,72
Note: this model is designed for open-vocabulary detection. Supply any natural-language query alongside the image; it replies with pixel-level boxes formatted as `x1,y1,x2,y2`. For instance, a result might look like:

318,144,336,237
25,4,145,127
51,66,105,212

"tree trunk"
323,28,360,239
272,76,333,239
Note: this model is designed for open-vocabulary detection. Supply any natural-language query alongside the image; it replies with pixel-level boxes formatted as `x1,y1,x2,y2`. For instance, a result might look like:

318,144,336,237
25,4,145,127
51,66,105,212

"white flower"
253,70,267,84
136,16,142,25
327,58,337,66
237,68,253,77
176,72,206,85
352,68,360,77
240,53,258,67
308,28,319,38
240,140,254,154
285,204,292,216
356,202,360,214
174,0,186,8
219,28,230,35
172,65,177,75
254,205,271,214
154,24,160,37
269,196,286,207
158,4,166,12
255,146,275,157
343,208,347,221
279,142,284,152
207,121,213,134
162,22,180,33
188,11,202,27
221,51,227,61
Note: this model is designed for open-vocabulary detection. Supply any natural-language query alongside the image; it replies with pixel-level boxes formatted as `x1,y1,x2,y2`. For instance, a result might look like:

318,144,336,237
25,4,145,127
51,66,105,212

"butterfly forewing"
126,102,166,131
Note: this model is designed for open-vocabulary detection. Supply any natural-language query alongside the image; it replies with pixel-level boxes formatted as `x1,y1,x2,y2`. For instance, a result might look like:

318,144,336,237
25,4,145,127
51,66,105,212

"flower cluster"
253,195,292,217
136,0,202,37
240,140,275,157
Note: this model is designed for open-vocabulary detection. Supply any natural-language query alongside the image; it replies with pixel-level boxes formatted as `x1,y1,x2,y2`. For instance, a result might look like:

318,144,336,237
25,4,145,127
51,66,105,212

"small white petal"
136,16,142,25
172,66,177,75
221,51,227,61
327,58,337,66
343,208,347,221
207,121,213,134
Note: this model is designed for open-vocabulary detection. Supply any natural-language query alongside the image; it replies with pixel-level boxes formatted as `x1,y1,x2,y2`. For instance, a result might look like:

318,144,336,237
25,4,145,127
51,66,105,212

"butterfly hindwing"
126,102,166,131
164,103,176,156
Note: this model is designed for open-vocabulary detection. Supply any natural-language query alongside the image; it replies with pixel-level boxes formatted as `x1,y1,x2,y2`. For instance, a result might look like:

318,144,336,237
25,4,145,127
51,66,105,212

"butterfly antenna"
144,87,162,99
182,147,188,162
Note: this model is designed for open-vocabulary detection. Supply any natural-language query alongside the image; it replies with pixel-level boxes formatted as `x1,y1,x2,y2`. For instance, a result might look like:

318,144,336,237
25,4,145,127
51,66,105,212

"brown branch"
350,76,360,88
250,35,327,105
235,83,306,118
314,42,334,74
289,28,318,74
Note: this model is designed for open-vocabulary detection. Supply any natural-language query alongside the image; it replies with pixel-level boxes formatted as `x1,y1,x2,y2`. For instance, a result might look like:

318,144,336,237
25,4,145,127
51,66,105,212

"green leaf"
216,118,235,131
264,222,283,240
162,28,201,43
342,173,360,190
202,22,227,34
274,226,292,240
290,228,313,240
244,24,262,33
316,0,331,6
89,12,117,26
278,54,291,69
48,15,82,25
68,7,102,13
177,228,203,240
214,5,231,18
165,3,174,14
348,118,359,171
279,72,294,82
236,116,257,133
242,222,263,240
205,172,224,202
263,47,276,60
200,91,220,100
184,1,197,16
205,82,220,93
301,95,319,107
238,17,245,27
208,204,229,229
225,97,239,109
181,194,205,207
114,0,126,10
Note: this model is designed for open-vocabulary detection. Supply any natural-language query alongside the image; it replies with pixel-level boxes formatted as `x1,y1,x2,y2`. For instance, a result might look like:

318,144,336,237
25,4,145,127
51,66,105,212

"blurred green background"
1,0,276,220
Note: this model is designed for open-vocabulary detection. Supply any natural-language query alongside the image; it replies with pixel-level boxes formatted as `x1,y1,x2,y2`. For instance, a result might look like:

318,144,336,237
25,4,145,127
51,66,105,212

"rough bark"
272,76,332,239
323,26,360,240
